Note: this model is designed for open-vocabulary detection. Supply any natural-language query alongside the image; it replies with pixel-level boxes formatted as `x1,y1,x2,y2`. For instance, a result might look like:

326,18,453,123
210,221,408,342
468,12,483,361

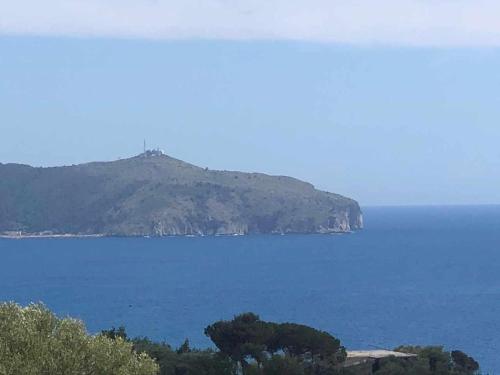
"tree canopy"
204,313,346,373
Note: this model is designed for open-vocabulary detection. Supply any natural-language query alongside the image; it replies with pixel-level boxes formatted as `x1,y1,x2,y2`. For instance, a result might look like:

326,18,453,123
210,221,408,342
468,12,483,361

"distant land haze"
0,151,362,237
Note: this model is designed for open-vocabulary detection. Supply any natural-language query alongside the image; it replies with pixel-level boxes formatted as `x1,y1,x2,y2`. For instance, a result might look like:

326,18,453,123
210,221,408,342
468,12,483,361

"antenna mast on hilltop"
143,139,146,153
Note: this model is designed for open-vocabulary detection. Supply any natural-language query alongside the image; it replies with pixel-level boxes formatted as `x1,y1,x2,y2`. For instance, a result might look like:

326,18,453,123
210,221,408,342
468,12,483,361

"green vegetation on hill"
0,153,362,236
0,303,479,375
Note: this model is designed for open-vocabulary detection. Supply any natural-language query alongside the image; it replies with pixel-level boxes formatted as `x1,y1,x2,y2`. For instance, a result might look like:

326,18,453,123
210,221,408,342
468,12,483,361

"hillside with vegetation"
0,152,362,236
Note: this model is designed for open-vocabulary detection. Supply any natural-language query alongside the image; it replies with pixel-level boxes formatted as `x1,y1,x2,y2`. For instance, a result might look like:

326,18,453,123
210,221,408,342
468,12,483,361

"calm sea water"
1,206,499,372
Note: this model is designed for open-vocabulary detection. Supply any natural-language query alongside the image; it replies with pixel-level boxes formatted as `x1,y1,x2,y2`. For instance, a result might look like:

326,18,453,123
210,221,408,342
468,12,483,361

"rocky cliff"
0,153,362,236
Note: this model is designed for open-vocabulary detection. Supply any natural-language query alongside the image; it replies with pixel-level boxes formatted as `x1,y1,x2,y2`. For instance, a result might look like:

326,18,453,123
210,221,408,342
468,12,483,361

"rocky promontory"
0,152,362,237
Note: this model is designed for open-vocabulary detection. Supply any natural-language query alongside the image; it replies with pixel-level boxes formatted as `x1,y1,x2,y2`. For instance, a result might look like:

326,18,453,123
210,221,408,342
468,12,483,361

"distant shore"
0,233,106,239
0,231,354,239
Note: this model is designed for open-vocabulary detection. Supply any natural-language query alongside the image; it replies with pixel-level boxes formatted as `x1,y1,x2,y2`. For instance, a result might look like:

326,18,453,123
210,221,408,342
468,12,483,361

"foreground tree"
270,323,346,365
0,302,158,375
205,313,346,374
204,312,276,370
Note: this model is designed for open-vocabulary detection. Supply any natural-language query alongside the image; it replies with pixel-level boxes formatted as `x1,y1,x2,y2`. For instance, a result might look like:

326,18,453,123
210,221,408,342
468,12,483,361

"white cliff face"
148,218,249,236
319,208,363,233
125,206,363,237
353,211,364,229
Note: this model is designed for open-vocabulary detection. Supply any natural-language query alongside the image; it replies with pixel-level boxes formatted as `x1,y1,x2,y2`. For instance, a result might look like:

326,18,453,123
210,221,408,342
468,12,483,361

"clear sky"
1,2,500,206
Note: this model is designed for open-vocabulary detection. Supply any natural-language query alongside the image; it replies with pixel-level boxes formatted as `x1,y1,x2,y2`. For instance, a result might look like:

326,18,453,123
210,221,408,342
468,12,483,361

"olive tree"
0,302,158,375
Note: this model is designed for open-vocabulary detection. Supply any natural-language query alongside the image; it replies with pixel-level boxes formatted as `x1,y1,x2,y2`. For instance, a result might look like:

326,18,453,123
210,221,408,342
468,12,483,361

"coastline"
0,231,356,239
0,233,106,239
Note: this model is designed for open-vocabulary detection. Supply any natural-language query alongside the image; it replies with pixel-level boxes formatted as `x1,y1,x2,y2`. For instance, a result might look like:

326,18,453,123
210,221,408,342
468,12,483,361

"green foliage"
204,312,275,367
177,339,192,354
0,302,158,375
0,303,481,375
373,356,428,375
203,314,480,375
247,355,359,375
204,313,346,374
131,336,236,375
270,323,346,364
451,350,479,373
374,346,480,375
261,355,305,375
101,325,128,340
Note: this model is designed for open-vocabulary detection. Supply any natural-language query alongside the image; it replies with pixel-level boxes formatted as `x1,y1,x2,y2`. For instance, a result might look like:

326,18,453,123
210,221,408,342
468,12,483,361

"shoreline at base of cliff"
0,231,358,239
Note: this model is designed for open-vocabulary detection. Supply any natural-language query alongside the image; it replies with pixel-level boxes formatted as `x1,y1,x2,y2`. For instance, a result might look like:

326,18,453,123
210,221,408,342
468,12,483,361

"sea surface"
1,206,499,372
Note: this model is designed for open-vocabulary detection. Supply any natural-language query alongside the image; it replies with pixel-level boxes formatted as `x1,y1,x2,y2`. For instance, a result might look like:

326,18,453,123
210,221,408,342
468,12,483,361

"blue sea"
1,206,500,372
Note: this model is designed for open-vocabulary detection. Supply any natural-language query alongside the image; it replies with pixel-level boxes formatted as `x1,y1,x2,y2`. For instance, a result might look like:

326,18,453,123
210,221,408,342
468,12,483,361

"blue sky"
1,37,499,206
1,1,500,206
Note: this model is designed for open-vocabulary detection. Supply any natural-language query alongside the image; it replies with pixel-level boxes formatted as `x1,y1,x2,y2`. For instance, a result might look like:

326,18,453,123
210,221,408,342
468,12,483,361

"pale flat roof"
347,350,417,359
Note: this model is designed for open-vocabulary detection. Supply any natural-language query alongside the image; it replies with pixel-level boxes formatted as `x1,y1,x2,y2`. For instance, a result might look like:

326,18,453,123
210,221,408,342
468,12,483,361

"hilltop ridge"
0,153,362,236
